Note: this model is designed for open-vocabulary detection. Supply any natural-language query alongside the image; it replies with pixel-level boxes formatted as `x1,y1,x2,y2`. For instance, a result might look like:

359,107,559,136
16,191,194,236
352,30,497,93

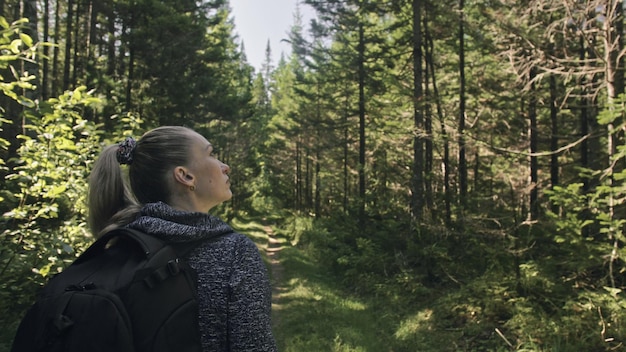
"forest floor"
264,225,287,329
259,223,399,352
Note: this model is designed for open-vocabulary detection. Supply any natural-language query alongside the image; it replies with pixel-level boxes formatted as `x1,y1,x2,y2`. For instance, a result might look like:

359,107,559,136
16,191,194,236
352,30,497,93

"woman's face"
184,131,232,212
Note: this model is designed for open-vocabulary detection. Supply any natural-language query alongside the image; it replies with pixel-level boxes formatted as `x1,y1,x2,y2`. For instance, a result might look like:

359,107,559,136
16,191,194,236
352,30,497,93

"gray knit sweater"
126,202,277,352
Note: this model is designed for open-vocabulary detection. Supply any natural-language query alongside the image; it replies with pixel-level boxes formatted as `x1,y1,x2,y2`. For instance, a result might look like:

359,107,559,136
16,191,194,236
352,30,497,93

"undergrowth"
269,212,626,352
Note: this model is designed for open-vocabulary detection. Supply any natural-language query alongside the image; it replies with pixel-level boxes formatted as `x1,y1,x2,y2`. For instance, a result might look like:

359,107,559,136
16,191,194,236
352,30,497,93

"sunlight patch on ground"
332,334,366,352
394,308,434,340
282,278,323,301
339,299,366,311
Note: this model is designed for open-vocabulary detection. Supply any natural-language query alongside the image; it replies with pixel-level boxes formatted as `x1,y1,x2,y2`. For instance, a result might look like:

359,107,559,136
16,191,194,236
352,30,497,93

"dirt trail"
264,226,286,328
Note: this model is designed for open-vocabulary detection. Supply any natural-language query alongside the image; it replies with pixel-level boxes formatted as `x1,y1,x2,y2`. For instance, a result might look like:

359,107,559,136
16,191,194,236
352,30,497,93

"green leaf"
603,286,622,299
9,39,22,54
19,33,33,47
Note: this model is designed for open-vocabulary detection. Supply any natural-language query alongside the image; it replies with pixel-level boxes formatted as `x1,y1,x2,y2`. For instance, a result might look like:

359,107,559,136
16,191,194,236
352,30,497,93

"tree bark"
423,15,433,218
411,0,424,223
549,75,559,213
358,21,366,226
458,0,467,211
42,0,50,100
343,85,350,212
602,0,624,289
72,0,82,86
86,0,97,85
51,0,61,96
529,70,538,221
63,0,74,91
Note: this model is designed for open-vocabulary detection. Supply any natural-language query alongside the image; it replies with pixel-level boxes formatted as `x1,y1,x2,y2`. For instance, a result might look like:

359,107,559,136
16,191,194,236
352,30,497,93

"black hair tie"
116,137,136,165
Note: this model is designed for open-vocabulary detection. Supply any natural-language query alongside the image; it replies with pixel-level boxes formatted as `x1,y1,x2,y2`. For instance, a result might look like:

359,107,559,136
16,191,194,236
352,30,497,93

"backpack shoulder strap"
77,227,234,266
74,228,165,265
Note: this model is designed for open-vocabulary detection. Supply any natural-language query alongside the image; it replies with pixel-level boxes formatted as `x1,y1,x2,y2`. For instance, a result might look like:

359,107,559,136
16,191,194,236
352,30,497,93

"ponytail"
88,126,196,237
88,145,140,238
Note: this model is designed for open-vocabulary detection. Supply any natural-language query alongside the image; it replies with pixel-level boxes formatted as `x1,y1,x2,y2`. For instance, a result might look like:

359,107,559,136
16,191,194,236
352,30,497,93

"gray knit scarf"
126,202,234,243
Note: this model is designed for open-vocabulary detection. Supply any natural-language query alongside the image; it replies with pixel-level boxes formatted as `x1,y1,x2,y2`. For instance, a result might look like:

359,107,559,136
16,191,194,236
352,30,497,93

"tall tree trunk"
427,33,451,225
104,1,116,129
296,140,302,211
63,0,74,91
529,70,538,220
423,14,433,218
124,3,135,111
51,0,61,96
84,0,98,121
549,75,559,214
315,85,321,218
125,45,134,110
603,0,624,288
458,0,467,212
22,0,38,100
107,2,116,78
343,85,349,212
305,148,311,210
42,0,50,100
411,0,424,222
86,0,97,85
72,0,81,86
578,31,594,239
608,1,625,99
119,20,127,81
315,150,321,218
358,21,366,226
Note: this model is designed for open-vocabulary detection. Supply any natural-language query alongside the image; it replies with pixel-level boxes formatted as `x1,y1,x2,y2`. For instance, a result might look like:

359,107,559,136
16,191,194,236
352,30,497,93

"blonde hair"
88,126,196,237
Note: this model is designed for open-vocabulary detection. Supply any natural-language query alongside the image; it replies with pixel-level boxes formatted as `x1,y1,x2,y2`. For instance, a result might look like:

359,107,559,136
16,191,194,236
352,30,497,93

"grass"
231,216,624,352
271,236,401,352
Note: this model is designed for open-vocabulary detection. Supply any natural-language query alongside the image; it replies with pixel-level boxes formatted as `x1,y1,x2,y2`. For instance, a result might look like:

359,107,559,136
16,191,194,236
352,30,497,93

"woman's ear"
173,166,195,187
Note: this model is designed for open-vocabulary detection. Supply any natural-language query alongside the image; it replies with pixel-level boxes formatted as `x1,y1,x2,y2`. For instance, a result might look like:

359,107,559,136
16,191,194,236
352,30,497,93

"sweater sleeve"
228,237,277,351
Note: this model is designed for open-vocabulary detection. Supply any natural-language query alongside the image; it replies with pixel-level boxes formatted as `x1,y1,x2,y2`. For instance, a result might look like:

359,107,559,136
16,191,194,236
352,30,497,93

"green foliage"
0,17,38,182
0,16,147,343
289,190,626,352
536,97,626,349
273,232,400,352
546,183,594,239
494,282,626,351
0,87,104,346
278,213,316,246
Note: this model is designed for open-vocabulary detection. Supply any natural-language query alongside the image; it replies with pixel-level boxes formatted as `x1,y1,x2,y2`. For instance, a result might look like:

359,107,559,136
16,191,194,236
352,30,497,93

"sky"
229,0,315,72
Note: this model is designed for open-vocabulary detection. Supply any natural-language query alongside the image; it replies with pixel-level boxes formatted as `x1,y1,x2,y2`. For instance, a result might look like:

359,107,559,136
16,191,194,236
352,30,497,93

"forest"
1,0,626,351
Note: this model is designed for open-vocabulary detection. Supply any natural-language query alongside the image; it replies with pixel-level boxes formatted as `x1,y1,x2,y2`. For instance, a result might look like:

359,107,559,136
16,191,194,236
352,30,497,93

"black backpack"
11,228,203,352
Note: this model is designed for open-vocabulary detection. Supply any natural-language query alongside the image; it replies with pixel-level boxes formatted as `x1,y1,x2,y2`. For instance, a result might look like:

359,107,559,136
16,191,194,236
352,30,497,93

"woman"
88,126,277,351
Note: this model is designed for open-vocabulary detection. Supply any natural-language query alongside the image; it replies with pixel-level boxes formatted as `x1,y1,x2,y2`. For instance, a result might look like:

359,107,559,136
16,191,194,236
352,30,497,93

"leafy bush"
0,16,146,349
0,87,104,345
